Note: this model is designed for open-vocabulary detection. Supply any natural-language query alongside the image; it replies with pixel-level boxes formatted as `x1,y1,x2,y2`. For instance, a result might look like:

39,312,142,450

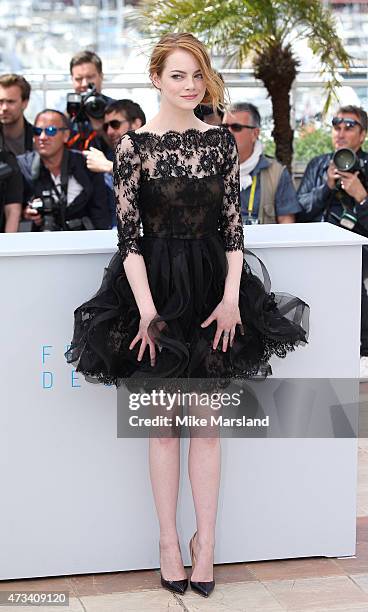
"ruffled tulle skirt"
65,234,309,386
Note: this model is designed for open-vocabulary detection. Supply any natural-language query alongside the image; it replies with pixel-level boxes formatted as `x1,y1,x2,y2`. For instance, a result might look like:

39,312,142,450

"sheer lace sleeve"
113,133,142,263
219,129,244,252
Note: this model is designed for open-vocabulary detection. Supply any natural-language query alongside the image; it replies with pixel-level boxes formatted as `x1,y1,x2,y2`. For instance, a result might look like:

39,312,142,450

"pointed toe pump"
159,544,188,595
189,531,215,598
160,574,188,595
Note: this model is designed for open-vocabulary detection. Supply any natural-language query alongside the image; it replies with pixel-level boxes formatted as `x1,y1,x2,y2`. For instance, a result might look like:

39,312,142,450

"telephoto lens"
332,148,358,172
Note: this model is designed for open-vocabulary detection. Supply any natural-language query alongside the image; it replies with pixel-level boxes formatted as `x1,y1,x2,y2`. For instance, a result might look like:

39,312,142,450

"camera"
67,83,107,122
29,189,95,232
331,148,368,230
30,190,63,232
332,147,366,185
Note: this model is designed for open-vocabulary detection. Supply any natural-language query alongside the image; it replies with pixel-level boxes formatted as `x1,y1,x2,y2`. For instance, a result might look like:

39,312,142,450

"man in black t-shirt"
0,148,23,232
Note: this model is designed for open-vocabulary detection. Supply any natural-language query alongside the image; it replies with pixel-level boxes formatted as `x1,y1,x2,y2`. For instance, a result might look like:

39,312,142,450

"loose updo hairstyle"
149,33,226,111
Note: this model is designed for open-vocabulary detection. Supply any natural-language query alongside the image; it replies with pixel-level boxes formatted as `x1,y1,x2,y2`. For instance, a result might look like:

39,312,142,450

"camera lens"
84,95,106,119
333,148,357,172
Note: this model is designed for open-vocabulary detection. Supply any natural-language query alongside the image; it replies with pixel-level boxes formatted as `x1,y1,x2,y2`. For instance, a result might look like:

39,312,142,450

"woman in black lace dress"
66,33,309,598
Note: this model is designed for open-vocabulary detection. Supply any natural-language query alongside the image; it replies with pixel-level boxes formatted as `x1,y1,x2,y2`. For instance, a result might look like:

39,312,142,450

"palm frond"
137,0,350,88
135,0,352,167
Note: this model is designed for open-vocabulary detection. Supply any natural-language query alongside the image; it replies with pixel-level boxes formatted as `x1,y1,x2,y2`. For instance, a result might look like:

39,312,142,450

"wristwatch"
359,196,368,206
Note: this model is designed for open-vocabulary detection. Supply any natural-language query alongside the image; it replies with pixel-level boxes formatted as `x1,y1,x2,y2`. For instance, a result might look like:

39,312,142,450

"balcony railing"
22,68,368,165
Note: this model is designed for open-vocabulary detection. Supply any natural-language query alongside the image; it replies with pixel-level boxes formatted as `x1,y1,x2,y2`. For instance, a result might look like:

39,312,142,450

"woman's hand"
201,300,244,352
129,310,158,367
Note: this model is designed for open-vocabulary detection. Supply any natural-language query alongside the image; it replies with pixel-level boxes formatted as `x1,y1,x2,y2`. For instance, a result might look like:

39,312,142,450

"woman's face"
152,48,206,111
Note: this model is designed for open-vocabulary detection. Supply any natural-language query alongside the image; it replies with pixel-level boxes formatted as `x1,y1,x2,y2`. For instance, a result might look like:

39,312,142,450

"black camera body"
30,189,94,232
30,190,63,232
331,147,368,230
66,83,107,122
332,147,367,186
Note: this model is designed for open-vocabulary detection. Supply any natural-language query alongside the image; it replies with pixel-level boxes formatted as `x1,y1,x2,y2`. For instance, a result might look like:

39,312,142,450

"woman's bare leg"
149,435,187,580
188,435,221,581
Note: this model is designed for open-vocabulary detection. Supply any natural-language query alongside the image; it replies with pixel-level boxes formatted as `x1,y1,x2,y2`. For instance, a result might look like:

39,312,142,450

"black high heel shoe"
159,544,188,595
189,531,215,598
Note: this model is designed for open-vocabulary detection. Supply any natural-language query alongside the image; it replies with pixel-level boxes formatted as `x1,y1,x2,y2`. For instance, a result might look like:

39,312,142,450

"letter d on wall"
42,372,53,389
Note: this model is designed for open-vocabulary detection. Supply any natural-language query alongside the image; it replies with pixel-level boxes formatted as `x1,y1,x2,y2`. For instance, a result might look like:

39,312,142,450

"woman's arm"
114,135,158,365
123,254,158,365
223,250,243,305
123,253,157,317
220,129,244,306
201,129,244,351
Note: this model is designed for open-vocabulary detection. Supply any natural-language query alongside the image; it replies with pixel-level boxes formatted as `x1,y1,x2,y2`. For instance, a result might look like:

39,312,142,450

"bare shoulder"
134,122,160,135
194,119,223,133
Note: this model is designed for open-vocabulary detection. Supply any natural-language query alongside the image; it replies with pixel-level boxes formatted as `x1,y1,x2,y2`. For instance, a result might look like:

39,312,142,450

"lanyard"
248,175,257,216
67,130,97,151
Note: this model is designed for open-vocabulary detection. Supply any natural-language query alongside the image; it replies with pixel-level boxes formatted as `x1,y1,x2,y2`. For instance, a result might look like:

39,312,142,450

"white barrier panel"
0,223,365,579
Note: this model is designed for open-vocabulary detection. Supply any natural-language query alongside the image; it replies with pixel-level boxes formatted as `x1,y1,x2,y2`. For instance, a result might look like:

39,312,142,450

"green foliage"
294,129,332,161
261,136,276,157
262,128,331,162
262,128,368,163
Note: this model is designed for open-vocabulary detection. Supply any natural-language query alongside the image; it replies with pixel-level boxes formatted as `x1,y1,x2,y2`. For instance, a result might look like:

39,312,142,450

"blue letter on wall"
72,370,81,388
42,372,53,389
42,345,52,364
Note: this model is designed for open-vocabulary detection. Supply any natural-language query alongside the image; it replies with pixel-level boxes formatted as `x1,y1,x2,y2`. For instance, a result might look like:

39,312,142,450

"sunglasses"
33,126,69,137
222,123,258,132
103,119,129,132
332,117,362,130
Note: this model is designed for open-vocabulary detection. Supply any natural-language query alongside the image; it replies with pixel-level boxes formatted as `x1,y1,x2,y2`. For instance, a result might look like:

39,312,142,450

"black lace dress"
65,127,309,385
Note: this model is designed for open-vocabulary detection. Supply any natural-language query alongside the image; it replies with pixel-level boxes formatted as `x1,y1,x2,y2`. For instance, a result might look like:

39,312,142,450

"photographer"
67,50,114,152
83,99,145,226
297,106,368,230
18,109,110,231
297,105,368,373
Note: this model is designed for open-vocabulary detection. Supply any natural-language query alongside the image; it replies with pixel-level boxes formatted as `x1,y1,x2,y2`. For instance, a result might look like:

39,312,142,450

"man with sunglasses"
84,100,145,174
18,109,110,231
297,105,368,375
297,106,368,225
223,102,300,225
83,100,146,226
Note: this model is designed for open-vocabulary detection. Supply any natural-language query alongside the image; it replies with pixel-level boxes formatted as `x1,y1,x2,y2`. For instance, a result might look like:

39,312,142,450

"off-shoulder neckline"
129,126,225,138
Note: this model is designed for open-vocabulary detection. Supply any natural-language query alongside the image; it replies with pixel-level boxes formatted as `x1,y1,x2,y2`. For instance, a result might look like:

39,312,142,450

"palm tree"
137,0,350,170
